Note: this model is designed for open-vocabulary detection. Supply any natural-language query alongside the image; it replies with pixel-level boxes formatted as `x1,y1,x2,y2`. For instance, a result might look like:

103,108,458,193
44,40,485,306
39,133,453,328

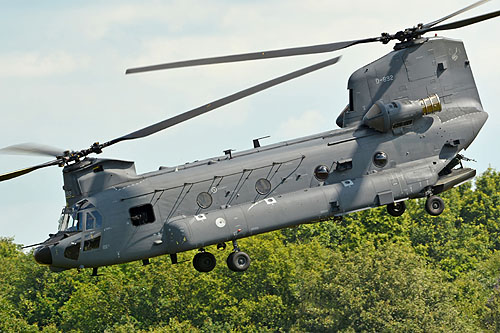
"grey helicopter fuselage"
35,36,488,272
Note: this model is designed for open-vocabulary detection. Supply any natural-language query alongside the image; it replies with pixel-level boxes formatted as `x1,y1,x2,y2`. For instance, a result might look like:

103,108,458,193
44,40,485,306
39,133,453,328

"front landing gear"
227,240,251,272
193,250,216,272
227,252,251,272
425,195,445,216
387,201,406,217
192,241,251,272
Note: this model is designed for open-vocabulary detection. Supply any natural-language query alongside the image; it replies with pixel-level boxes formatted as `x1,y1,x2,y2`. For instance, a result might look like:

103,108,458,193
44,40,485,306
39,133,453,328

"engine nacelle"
362,94,441,132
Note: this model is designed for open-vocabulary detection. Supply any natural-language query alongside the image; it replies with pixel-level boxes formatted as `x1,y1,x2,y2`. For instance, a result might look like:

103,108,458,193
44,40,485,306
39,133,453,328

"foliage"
1,169,500,331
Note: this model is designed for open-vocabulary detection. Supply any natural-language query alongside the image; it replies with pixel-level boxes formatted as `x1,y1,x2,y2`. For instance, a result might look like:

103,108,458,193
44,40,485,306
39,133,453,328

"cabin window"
64,241,81,260
314,165,330,181
196,192,213,209
255,178,272,195
129,204,156,226
83,236,101,252
373,151,388,168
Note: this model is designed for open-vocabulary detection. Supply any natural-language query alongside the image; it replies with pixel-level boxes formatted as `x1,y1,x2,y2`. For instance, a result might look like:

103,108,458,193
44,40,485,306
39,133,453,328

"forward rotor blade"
125,39,373,74
0,159,60,182
0,143,65,158
423,0,491,28
125,1,495,75
106,56,341,146
424,10,500,33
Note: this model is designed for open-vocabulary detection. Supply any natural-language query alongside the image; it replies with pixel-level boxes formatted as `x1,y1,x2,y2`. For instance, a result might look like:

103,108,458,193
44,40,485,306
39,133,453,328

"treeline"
1,169,500,332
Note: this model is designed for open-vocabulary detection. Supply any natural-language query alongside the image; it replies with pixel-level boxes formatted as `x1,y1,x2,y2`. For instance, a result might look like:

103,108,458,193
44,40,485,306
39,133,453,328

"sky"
1,0,499,247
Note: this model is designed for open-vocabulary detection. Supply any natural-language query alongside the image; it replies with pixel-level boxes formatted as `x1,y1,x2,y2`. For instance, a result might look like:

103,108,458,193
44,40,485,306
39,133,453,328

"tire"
387,201,406,217
226,252,236,271
425,196,445,216
193,252,216,272
227,251,251,272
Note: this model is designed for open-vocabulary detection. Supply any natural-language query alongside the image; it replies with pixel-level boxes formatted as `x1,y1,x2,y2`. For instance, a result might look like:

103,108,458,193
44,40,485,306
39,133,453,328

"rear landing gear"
387,201,406,217
193,250,216,272
227,240,251,272
425,195,445,216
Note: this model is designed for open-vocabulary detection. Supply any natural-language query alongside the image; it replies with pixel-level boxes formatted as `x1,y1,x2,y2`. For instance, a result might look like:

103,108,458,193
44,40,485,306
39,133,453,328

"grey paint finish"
339,38,481,127
38,37,487,271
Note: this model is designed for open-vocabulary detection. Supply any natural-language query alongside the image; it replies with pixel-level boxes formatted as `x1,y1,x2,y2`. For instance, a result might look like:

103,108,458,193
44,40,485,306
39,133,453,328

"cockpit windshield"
58,201,103,232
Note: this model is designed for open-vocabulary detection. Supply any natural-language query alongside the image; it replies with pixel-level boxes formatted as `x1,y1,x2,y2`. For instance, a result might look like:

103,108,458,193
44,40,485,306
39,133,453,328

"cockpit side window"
66,212,83,231
93,211,103,229
86,213,95,230
58,203,103,232
84,211,103,230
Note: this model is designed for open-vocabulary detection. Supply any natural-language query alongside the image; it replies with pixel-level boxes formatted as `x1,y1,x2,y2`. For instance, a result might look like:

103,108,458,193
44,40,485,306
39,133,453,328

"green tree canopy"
1,169,500,332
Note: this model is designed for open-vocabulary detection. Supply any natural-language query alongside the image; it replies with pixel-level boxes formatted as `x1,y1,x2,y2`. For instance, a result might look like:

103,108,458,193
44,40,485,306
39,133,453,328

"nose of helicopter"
34,246,52,265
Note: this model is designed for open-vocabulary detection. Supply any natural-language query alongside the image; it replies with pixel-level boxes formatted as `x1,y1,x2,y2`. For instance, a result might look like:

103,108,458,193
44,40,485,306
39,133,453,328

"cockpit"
58,200,103,232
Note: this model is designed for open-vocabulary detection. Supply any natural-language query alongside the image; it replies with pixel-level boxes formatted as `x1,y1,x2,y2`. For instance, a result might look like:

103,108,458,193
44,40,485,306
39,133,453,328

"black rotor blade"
423,0,491,28
423,9,500,33
0,159,61,182
105,56,341,146
125,39,374,74
0,143,65,158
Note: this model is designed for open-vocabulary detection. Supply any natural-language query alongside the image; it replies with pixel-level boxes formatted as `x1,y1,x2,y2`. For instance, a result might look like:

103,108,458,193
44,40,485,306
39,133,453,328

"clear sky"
1,0,499,246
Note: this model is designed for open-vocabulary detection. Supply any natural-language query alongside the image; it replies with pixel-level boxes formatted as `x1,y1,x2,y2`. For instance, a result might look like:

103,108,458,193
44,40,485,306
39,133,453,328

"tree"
1,169,500,331
292,242,476,332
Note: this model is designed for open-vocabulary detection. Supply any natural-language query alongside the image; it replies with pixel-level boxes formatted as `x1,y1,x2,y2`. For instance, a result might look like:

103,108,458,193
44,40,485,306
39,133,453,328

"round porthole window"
373,151,388,168
314,165,330,181
255,178,271,195
196,192,213,209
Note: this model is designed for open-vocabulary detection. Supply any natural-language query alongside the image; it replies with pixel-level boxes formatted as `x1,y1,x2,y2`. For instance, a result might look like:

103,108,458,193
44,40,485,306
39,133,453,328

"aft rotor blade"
125,39,373,74
0,143,65,158
423,10,500,33
0,159,60,182
106,56,341,145
423,0,491,28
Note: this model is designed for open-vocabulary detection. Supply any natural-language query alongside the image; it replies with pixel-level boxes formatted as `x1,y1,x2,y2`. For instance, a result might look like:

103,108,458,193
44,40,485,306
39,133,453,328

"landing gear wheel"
227,251,251,272
227,252,235,270
193,252,216,272
425,196,445,216
387,201,406,217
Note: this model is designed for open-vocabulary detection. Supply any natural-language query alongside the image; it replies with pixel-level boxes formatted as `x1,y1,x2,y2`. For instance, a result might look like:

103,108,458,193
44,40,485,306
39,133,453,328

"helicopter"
0,1,498,274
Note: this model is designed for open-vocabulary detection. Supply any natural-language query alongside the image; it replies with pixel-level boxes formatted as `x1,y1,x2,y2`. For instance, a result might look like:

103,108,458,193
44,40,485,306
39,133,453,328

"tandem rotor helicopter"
1,1,498,274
